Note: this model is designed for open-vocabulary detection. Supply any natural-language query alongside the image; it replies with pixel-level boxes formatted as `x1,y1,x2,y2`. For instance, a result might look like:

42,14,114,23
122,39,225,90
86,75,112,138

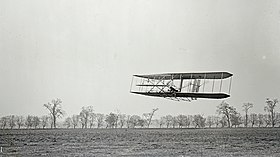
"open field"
0,128,280,156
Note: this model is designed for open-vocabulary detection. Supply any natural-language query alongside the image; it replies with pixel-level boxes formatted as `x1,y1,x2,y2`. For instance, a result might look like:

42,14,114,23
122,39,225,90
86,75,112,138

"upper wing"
134,72,232,80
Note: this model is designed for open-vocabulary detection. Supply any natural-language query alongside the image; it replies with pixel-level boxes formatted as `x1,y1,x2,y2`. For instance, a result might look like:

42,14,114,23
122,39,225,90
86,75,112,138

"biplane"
130,72,233,101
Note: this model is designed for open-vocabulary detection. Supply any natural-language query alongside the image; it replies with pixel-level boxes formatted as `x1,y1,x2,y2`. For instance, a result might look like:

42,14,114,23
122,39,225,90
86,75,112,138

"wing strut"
179,74,183,92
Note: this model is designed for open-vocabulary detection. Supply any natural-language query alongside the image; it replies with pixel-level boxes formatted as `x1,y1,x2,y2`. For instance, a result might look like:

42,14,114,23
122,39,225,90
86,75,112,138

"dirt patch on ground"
0,128,280,156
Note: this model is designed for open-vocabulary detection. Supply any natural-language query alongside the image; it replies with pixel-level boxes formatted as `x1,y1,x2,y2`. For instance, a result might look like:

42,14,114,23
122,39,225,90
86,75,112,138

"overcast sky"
1,0,280,118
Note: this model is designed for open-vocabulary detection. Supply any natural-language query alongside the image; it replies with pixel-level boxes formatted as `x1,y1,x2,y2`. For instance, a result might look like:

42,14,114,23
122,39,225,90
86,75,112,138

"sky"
0,0,280,118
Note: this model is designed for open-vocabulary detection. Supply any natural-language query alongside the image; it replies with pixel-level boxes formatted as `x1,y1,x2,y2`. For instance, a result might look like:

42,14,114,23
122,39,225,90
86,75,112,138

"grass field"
0,128,280,156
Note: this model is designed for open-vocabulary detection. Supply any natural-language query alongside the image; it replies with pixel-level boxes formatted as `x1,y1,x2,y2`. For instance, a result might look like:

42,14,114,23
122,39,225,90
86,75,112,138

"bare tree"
126,115,131,128
0,116,8,129
263,114,271,127
242,103,253,127
142,113,150,127
206,116,214,128
64,117,72,128
231,112,242,128
264,98,278,127
138,118,145,128
143,108,159,128
15,116,25,129
80,117,85,128
193,114,206,128
79,106,94,129
41,115,50,129
171,116,178,128
276,113,280,127
96,113,105,128
105,113,118,128
159,117,165,128
216,101,237,127
89,113,96,128
71,115,79,128
32,116,40,129
212,116,220,128
128,115,141,128
43,98,65,129
25,115,33,129
219,116,228,128
257,113,264,127
185,115,192,128
114,110,121,128
249,113,258,127
118,114,126,128
8,115,16,129
177,115,186,128
164,115,173,128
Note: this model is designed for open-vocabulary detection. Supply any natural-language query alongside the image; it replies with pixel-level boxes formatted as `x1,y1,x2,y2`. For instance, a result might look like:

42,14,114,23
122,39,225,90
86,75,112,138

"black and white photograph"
0,0,280,156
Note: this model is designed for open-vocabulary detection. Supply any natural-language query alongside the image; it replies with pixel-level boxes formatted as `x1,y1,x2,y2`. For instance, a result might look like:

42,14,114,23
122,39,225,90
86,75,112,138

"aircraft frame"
130,72,233,102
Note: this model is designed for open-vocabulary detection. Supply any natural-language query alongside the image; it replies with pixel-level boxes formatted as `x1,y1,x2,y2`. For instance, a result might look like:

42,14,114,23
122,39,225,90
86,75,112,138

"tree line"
0,98,279,129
